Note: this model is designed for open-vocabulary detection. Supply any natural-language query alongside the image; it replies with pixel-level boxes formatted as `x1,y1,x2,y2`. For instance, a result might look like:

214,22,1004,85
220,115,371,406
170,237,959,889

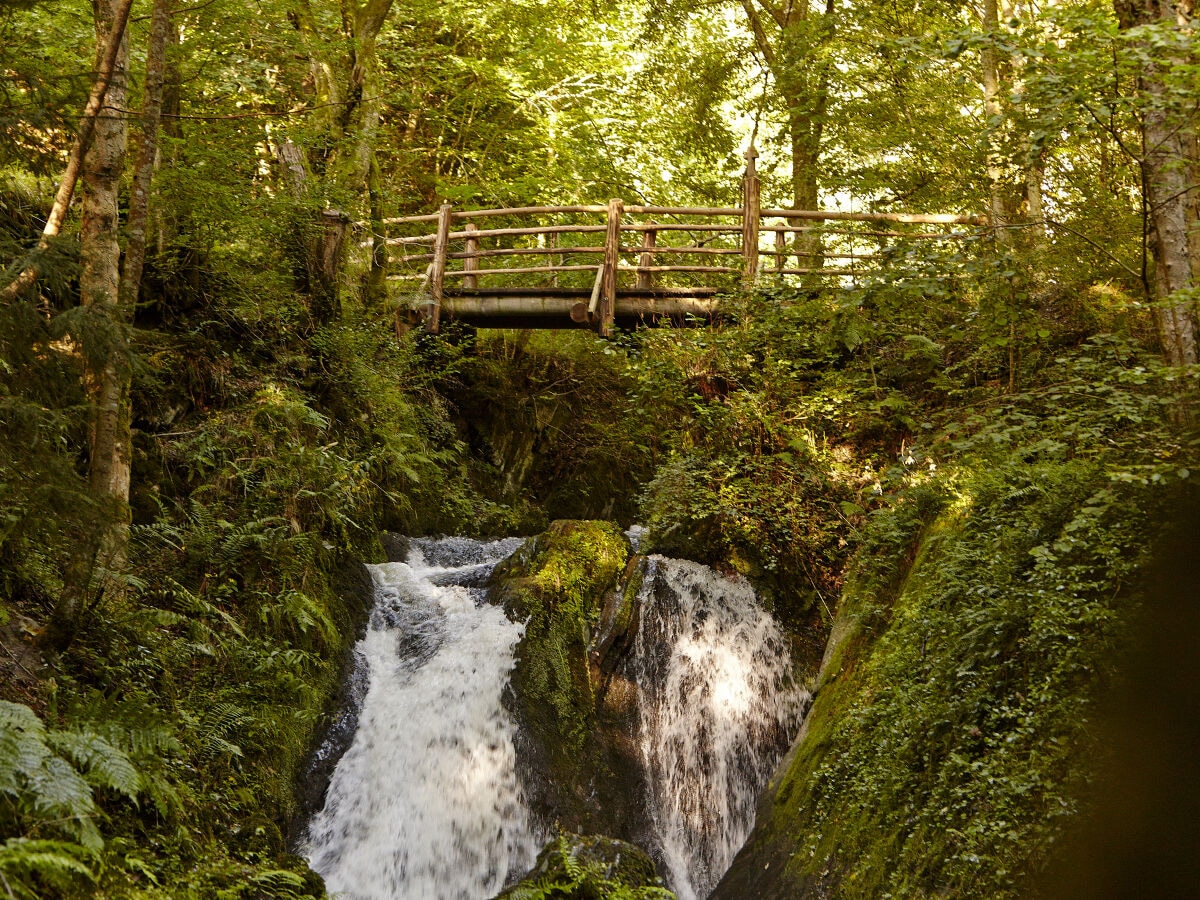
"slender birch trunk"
81,0,132,508
50,0,134,647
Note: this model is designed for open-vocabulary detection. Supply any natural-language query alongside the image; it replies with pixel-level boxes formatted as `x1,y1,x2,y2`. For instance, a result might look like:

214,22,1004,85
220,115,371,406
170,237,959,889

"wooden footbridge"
384,153,984,335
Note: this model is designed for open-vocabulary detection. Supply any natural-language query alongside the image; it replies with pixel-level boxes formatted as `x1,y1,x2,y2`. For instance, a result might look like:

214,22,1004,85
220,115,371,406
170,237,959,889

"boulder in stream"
489,520,653,846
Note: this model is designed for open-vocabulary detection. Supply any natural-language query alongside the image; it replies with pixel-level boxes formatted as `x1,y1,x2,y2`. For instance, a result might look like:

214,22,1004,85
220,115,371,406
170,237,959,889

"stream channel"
302,533,807,899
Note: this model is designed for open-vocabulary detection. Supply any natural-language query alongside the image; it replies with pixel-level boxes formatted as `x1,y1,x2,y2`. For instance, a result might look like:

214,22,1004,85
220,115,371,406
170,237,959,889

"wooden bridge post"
637,223,657,290
775,228,786,275
742,145,761,285
601,198,623,337
547,231,559,287
463,222,478,290
427,202,453,333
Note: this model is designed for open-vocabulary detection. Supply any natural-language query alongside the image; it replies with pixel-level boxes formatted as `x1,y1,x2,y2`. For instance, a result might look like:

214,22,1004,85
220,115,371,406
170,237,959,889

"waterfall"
632,556,809,900
304,537,538,900
304,536,805,900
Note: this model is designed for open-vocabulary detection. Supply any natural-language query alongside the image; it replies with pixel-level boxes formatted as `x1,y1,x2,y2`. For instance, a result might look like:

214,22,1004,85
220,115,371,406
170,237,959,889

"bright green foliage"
0,0,1196,893
723,454,1173,897
0,698,169,895
0,839,95,900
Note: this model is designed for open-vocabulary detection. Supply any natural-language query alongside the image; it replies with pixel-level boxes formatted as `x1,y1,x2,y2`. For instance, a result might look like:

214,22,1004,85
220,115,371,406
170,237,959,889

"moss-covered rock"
712,461,1167,899
490,521,652,843
494,832,673,899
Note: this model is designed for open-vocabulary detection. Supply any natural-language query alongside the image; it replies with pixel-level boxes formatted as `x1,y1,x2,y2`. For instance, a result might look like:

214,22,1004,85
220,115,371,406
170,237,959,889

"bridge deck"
431,286,722,330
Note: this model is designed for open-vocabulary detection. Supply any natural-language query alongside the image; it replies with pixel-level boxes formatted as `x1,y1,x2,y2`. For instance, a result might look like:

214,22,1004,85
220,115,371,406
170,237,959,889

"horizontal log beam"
386,224,607,246
446,246,604,260
760,226,977,238
773,268,852,275
445,264,599,278
625,223,742,233
761,209,983,225
617,264,736,273
619,246,742,255
762,251,886,260
407,290,723,330
625,205,743,216
382,212,442,225
452,205,608,218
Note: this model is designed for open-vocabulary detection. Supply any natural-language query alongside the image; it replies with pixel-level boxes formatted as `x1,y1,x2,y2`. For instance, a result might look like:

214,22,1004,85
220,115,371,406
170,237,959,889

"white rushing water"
305,536,805,900
305,537,538,900
632,556,809,900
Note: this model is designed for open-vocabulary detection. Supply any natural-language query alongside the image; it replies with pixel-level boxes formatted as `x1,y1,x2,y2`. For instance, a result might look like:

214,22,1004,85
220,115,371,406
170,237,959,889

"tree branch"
740,0,778,67
756,0,788,29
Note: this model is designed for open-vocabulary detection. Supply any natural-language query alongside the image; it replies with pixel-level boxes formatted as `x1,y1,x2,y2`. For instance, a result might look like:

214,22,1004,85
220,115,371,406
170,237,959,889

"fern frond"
65,691,182,759
0,838,94,900
0,702,96,826
262,589,338,649
46,731,141,800
193,703,250,762
248,868,307,896
177,581,247,639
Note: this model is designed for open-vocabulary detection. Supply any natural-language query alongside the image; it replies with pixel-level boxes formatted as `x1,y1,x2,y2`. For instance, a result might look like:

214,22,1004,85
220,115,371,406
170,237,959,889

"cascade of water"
632,556,809,900
305,536,805,900
304,537,538,900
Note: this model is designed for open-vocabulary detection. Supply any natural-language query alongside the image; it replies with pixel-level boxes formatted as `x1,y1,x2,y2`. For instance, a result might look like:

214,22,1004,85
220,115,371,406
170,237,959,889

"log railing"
383,149,984,335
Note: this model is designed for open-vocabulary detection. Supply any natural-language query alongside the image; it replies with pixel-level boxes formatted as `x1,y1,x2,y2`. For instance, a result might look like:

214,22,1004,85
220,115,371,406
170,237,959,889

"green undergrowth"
0,243,508,895
721,453,1177,898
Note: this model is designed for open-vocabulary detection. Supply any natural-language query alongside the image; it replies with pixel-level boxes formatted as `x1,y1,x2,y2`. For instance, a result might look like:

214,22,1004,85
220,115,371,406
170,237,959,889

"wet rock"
488,521,654,847
380,532,409,562
292,560,375,839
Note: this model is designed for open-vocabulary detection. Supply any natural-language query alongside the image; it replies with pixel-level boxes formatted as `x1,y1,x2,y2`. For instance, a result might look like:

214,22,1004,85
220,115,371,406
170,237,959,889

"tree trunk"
787,96,826,264
0,0,134,303
1025,148,1046,240
747,0,833,268
981,0,1014,241
366,151,389,307
335,0,393,191
1115,0,1198,365
80,0,132,506
120,0,172,315
283,0,395,322
50,0,134,646
1186,133,1200,276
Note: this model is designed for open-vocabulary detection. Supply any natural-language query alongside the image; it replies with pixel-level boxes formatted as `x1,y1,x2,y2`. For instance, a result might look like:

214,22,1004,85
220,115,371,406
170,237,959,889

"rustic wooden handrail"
383,159,984,333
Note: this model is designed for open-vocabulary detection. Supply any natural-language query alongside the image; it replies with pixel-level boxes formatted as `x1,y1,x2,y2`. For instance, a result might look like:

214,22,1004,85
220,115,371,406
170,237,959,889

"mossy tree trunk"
739,0,835,266
1115,0,1198,366
52,0,174,648
50,0,134,646
282,0,396,326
